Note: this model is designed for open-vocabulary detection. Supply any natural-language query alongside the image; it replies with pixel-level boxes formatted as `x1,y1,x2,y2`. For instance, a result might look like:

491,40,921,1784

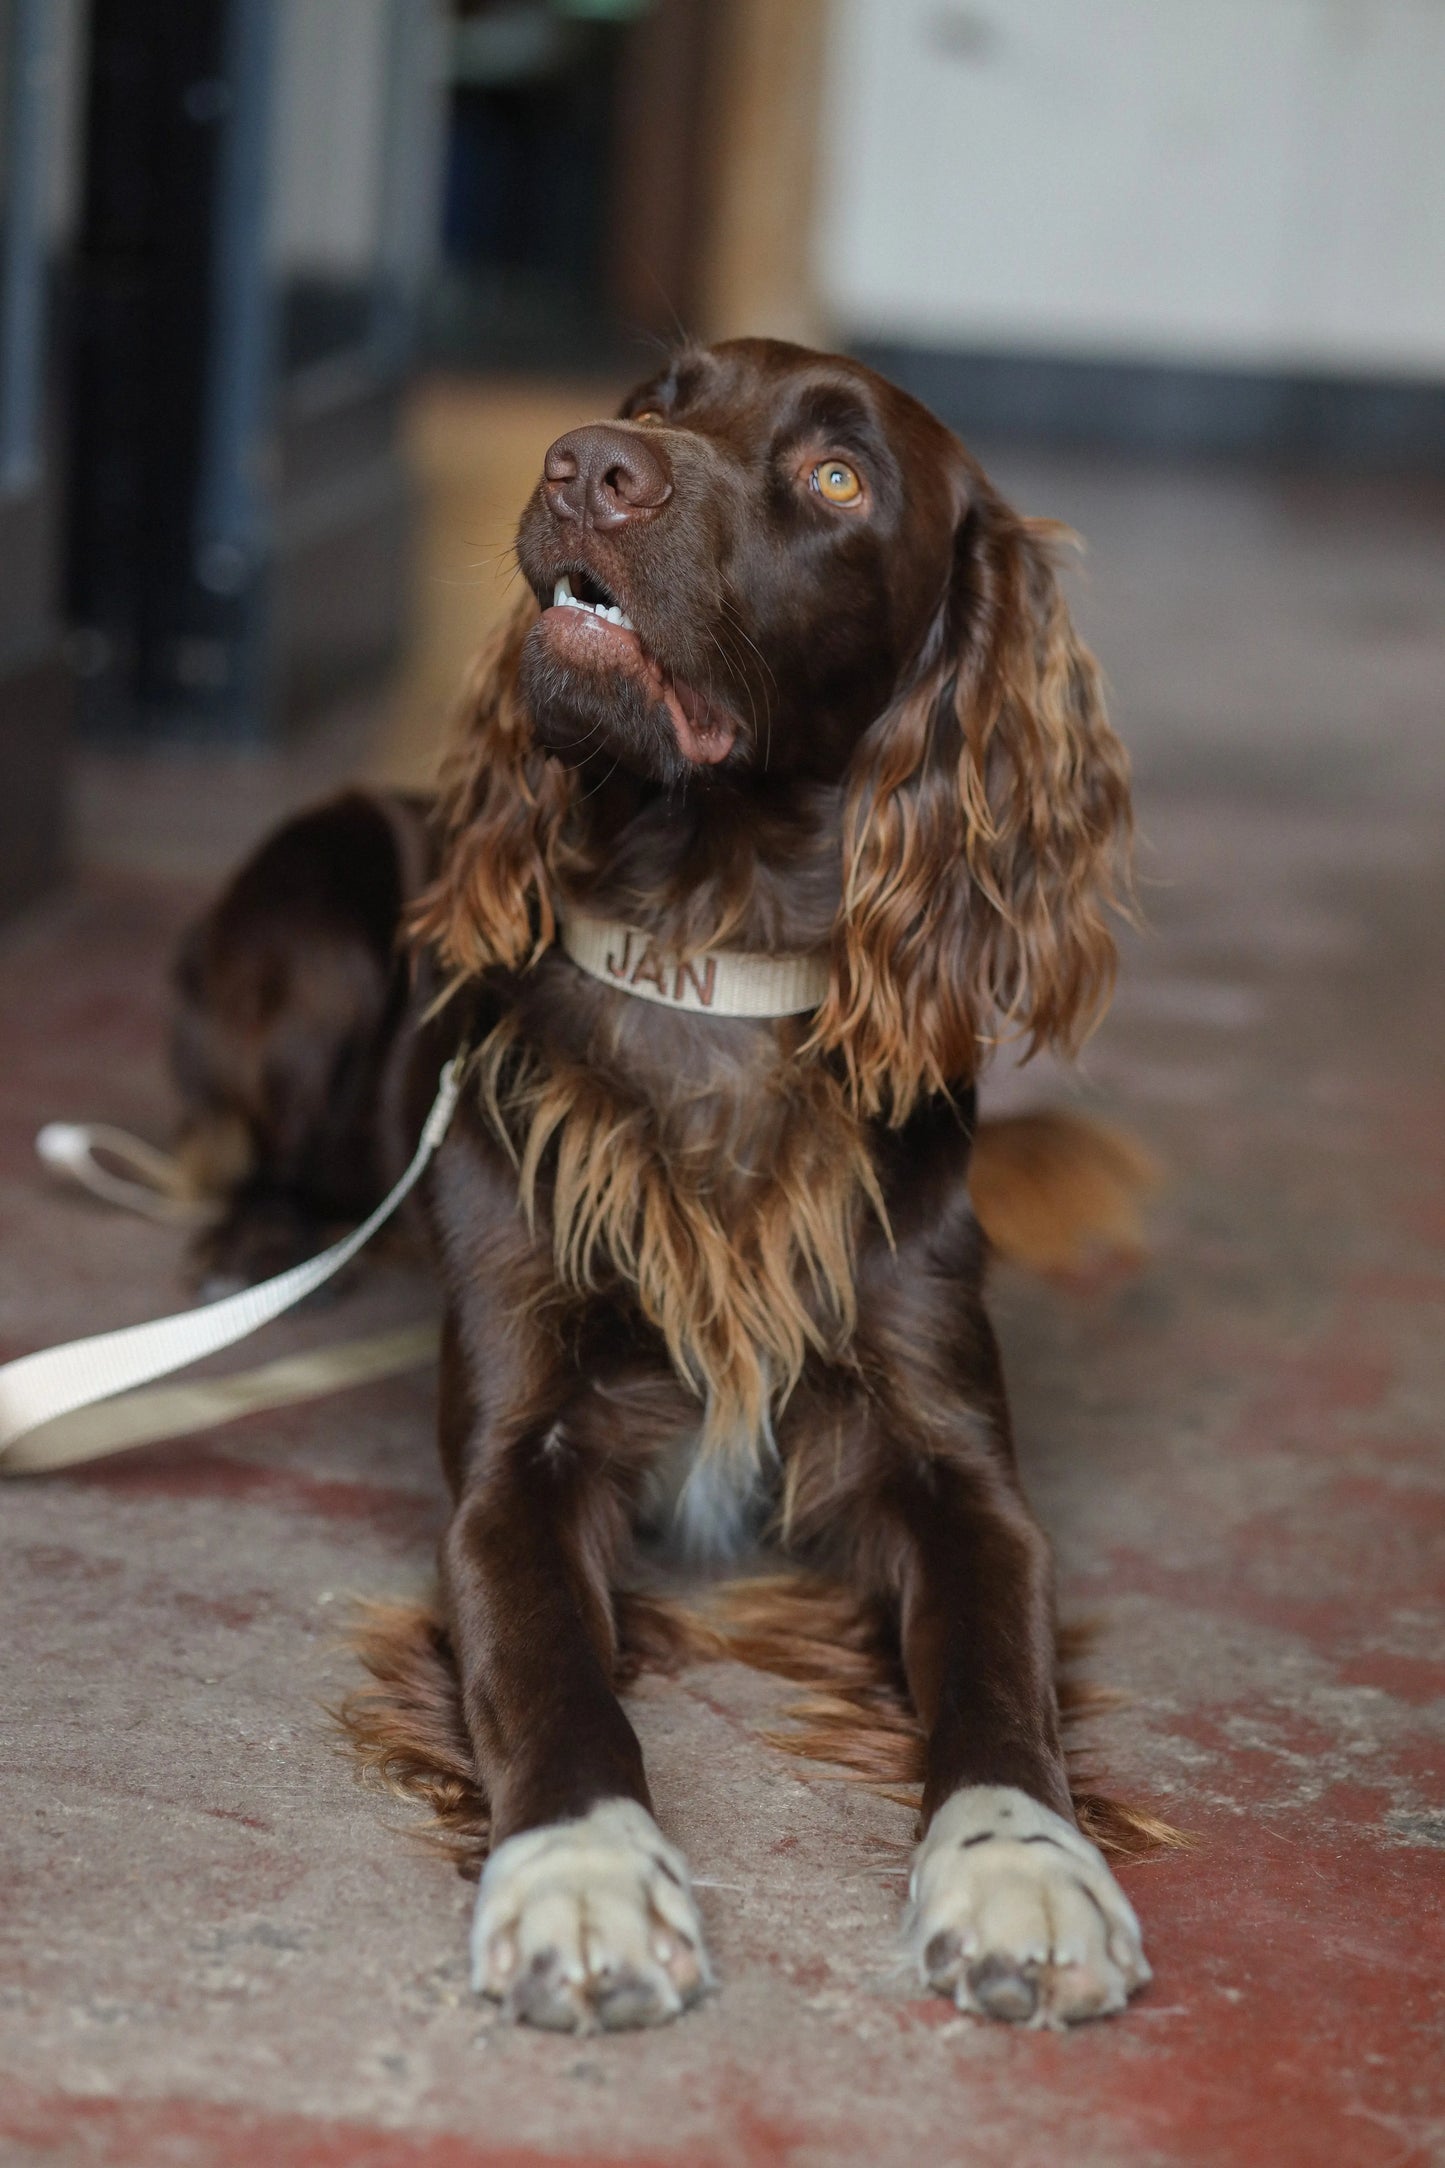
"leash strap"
0,1052,469,1467
0,1322,440,1475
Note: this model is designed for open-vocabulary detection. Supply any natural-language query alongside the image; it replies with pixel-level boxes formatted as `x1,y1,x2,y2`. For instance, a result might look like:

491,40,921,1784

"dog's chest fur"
479,997,879,1533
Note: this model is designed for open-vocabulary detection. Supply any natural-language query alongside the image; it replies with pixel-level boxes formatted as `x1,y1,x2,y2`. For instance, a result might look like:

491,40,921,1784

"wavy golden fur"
475,1014,884,1456
811,510,1131,1121
408,595,563,979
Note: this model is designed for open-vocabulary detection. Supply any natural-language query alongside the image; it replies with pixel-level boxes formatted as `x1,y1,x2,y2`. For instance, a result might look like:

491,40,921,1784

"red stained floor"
2,446,1443,2166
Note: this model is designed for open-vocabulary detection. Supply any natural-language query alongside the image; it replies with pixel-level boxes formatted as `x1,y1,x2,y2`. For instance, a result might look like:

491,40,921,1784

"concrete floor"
1,399,1443,2166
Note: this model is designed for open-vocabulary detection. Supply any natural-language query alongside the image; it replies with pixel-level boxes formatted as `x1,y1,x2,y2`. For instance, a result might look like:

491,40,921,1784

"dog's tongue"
663,672,736,766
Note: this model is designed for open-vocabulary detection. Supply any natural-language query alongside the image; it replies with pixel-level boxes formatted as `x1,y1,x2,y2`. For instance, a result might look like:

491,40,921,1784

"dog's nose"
542,424,673,531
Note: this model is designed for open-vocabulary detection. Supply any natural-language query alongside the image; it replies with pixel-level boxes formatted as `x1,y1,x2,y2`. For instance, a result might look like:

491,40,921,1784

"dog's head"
418,338,1131,1116
513,340,964,788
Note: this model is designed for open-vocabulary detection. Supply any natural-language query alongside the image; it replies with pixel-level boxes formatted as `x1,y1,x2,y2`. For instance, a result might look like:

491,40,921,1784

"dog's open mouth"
542,569,738,767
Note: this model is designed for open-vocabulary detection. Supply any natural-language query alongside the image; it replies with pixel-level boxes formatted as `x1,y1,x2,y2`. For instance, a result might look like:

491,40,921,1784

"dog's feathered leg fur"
335,1576,1183,1879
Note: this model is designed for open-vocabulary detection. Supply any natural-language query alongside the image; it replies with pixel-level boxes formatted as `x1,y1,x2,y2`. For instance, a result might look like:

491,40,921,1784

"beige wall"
820,0,1445,376
699,0,830,348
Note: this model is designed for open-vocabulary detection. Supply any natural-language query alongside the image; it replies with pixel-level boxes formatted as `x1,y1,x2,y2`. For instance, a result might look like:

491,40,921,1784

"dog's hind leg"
169,790,433,1291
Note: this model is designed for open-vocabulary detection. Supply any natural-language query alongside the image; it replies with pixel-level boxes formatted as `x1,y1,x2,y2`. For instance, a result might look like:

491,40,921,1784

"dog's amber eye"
813,459,862,505
632,409,665,425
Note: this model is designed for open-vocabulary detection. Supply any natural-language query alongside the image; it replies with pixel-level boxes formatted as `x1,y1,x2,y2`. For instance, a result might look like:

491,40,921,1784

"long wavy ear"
408,594,572,977
811,488,1132,1124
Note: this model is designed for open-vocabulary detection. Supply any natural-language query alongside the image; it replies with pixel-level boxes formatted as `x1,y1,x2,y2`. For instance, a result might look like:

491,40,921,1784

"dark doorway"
427,0,725,373
65,0,443,744
0,0,85,918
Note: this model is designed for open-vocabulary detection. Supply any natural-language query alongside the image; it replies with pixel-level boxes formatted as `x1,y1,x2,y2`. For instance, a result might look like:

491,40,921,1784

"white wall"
270,0,393,274
818,0,1445,378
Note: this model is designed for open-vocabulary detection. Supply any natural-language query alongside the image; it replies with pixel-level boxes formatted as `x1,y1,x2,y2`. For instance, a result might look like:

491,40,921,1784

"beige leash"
0,1055,468,1474
2,1322,440,1473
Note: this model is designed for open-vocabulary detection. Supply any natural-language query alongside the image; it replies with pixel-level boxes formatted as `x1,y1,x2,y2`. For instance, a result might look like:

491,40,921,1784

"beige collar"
559,914,829,1017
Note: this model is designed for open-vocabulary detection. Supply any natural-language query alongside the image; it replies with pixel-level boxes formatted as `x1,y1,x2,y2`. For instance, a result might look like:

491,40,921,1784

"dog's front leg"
437,1321,711,2033
841,1161,1151,2028
881,1416,1151,2027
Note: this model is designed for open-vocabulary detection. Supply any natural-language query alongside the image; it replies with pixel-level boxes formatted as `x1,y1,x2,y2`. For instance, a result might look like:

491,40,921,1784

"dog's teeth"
550,579,631,629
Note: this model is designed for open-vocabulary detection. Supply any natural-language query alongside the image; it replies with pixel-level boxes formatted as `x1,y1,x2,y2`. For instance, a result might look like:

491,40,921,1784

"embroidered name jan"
560,914,830,1018
605,930,717,1008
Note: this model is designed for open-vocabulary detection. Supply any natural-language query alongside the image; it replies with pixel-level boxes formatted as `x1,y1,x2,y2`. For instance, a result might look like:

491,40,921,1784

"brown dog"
173,339,1150,2033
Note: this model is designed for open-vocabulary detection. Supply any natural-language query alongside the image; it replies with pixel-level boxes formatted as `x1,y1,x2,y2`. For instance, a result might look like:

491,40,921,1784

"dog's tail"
969,1112,1161,1279
334,1577,1185,1878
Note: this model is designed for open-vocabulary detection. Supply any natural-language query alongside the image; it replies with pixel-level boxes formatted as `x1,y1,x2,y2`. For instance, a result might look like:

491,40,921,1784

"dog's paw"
470,1799,712,2033
905,1786,1150,2028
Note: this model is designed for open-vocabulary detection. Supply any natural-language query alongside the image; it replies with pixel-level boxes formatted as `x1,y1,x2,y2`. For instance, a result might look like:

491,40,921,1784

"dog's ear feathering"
809,494,1133,1123
410,487,1131,1122
409,594,569,977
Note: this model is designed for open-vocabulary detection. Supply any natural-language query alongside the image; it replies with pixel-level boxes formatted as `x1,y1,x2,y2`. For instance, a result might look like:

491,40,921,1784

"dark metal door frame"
0,0,83,919
66,0,442,743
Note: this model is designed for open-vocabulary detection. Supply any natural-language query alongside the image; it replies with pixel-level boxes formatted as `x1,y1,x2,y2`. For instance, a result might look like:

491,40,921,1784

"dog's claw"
966,1955,1041,2023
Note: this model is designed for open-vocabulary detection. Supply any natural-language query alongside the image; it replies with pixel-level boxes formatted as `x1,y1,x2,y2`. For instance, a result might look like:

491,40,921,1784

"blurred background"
1,0,1442,907
3,12,1444,2154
